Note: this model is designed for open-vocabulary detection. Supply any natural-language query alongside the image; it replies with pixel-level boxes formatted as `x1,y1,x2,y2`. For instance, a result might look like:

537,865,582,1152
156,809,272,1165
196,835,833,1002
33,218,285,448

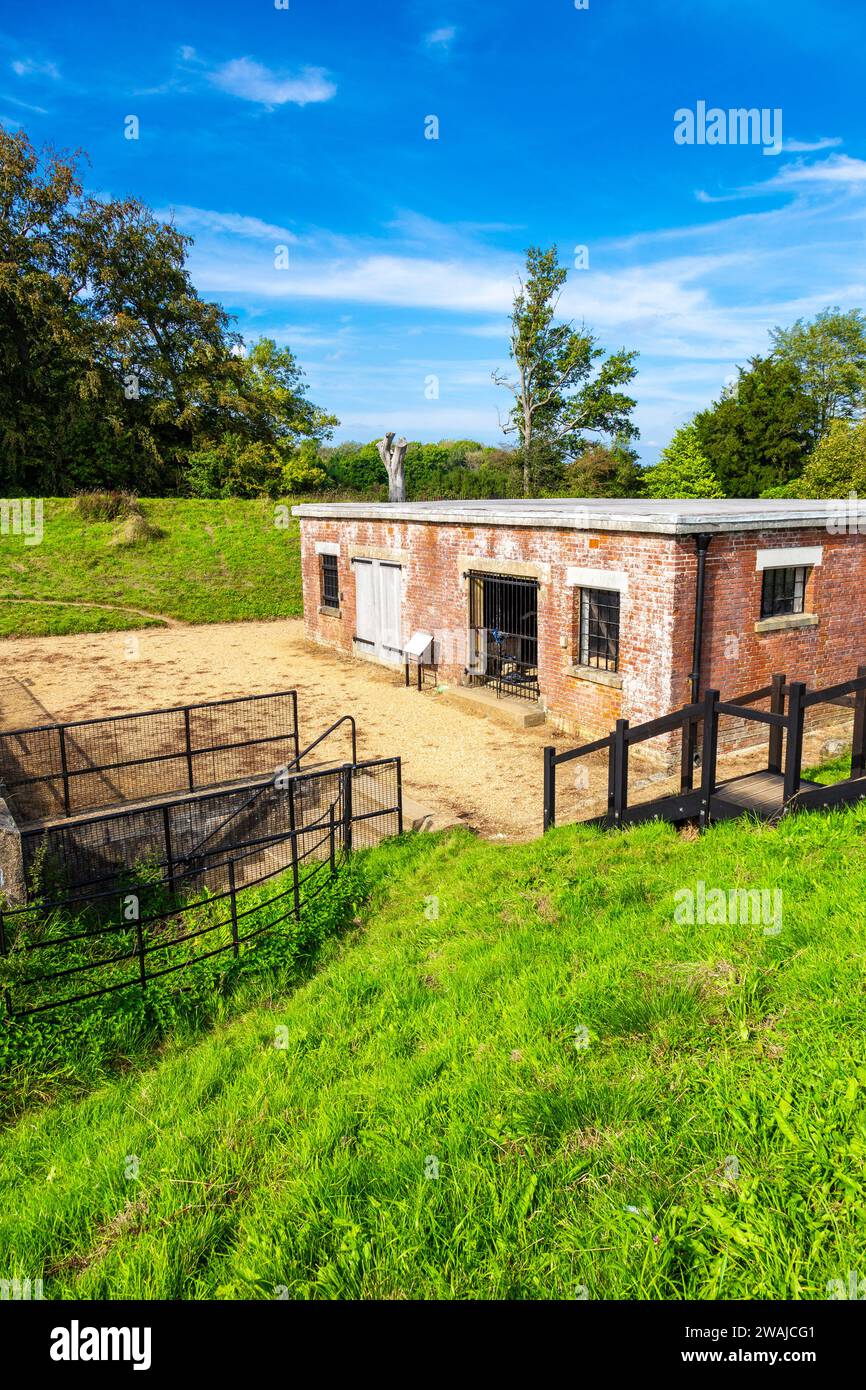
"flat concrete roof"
292,497,865,537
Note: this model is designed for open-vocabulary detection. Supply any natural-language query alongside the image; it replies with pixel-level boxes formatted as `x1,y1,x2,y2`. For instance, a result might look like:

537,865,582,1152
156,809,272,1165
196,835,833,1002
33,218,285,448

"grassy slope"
1,810,865,1300
0,499,304,636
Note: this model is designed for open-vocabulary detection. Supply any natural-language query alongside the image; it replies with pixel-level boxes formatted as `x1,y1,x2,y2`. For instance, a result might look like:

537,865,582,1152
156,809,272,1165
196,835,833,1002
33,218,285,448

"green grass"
0,498,305,636
1,808,865,1300
805,751,853,785
0,602,163,638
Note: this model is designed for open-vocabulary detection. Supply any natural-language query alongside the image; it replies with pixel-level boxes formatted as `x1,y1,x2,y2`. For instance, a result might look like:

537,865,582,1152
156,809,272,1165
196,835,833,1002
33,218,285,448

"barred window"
579,588,620,671
761,566,807,619
320,552,339,609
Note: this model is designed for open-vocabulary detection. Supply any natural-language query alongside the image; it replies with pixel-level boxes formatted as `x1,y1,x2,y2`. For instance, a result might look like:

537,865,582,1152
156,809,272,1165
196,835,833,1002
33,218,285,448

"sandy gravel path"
0,619,559,839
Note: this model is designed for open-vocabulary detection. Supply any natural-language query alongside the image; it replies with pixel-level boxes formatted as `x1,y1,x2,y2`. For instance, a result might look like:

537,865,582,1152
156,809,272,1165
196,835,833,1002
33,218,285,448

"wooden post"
783,681,807,806
612,719,629,827
767,672,786,774
699,690,719,829
680,717,694,793
852,665,866,779
543,746,556,832
607,735,616,820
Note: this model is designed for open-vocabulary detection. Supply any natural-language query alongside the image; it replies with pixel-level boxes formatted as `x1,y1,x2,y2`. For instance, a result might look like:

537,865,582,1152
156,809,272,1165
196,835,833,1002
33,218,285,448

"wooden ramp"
545,668,866,834
709,771,821,820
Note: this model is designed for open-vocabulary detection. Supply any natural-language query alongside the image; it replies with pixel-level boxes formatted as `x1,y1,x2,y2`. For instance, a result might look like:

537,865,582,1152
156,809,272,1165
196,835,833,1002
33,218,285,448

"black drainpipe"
689,532,712,705
687,532,712,772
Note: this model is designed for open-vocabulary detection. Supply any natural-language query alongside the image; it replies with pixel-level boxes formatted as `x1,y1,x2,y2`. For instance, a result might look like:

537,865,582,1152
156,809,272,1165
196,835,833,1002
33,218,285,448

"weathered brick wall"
299,517,681,742
300,516,866,760
672,527,866,754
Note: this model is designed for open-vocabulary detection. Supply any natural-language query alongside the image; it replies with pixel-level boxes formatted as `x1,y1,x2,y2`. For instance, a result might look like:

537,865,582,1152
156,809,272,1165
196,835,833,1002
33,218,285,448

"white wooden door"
377,563,403,665
353,560,377,648
352,559,403,664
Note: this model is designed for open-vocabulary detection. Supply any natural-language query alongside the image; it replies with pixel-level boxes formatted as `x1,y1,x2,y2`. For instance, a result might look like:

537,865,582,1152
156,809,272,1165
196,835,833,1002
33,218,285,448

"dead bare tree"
377,432,409,502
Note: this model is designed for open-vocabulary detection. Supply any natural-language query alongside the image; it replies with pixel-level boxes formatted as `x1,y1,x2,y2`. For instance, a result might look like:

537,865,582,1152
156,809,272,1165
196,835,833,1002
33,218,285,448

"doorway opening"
468,571,539,701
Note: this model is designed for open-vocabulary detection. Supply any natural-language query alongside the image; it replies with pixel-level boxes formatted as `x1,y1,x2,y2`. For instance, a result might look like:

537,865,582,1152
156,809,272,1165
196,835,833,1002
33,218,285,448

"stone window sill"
754,613,818,634
318,605,342,618
566,663,623,689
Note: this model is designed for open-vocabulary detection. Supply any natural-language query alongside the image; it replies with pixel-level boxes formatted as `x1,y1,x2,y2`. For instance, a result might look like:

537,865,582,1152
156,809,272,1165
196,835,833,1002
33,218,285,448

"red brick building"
293,499,866,749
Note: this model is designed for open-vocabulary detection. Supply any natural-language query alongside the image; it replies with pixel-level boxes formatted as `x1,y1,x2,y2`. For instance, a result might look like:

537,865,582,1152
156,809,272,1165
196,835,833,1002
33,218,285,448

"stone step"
439,682,546,729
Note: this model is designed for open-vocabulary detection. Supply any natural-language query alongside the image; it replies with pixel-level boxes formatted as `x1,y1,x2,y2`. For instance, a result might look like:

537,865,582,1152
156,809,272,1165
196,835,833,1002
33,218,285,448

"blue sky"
2,0,865,461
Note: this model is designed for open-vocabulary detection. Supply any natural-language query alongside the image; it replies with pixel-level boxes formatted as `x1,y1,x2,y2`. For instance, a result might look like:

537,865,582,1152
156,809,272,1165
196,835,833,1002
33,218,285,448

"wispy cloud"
697,151,866,203
160,204,296,241
177,173,866,457
207,58,336,109
782,135,842,153
1,93,49,114
763,153,866,187
11,57,59,80
424,26,456,50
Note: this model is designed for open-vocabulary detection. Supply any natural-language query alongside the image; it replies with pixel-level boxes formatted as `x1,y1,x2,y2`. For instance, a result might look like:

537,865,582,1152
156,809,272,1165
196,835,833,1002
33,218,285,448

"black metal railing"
1,758,403,1021
20,757,401,899
543,666,866,832
0,691,301,822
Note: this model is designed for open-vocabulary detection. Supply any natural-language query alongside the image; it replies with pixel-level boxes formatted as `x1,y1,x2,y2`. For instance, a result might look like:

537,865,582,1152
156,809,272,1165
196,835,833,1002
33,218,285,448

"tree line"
2,125,865,502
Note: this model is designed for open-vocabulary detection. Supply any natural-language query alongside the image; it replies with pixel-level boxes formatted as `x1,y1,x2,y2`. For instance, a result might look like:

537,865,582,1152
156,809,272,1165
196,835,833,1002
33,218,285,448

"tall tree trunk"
377,432,409,502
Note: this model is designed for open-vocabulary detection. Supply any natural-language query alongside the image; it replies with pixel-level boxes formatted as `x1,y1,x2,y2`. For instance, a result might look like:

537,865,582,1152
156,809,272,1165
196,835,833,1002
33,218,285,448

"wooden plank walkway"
710,770,820,818
545,670,866,834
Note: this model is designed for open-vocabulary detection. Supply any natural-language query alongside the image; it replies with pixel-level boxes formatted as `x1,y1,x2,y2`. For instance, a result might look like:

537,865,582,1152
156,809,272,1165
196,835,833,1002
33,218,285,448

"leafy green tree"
770,308,866,437
693,355,820,496
644,422,725,498
797,418,866,497
185,435,284,498
562,440,644,497
232,338,337,448
493,245,639,497
281,439,329,493
0,127,336,495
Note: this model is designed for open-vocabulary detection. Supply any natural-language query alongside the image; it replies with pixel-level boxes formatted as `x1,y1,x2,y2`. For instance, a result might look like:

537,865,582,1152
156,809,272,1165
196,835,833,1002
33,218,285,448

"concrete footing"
0,792,26,907
441,684,546,728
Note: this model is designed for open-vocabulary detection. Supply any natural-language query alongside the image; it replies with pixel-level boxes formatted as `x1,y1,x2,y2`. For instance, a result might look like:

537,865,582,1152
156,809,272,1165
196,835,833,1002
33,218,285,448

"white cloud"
782,136,842,153
11,58,59,80
763,153,866,187
425,26,456,50
180,183,866,460
161,204,296,241
208,58,336,108
698,152,866,203
2,94,49,114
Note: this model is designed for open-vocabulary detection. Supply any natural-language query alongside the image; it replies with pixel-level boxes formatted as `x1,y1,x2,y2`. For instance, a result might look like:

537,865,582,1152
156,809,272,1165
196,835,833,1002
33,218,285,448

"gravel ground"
1,618,849,840
0,619,560,839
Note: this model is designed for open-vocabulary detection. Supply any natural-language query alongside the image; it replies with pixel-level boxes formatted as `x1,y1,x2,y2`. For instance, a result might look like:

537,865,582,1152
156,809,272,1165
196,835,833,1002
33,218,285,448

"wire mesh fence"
0,691,300,822
2,758,402,1020
20,758,402,899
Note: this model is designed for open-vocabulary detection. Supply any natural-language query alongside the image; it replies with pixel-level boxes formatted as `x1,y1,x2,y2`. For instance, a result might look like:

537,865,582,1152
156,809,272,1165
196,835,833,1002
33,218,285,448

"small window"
761,566,807,619
579,587,620,671
320,552,339,609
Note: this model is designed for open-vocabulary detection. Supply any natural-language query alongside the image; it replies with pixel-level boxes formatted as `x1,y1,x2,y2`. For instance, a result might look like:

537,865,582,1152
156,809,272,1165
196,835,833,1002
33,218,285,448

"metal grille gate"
468,571,540,701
